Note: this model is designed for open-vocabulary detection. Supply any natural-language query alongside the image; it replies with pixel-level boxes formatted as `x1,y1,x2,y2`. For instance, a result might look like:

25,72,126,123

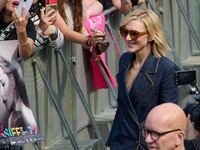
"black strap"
0,21,15,41
95,44,102,55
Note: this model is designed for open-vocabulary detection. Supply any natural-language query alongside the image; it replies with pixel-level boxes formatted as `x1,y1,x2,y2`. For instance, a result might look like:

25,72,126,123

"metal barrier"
19,1,200,149
22,8,121,149
33,57,80,150
176,0,200,51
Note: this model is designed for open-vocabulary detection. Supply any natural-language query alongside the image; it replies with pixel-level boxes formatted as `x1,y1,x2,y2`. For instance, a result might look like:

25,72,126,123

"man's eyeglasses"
120,26,148,40
141,128,181,141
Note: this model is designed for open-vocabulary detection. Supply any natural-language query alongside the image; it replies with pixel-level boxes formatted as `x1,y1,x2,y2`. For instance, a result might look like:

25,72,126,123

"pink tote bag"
84,13,116,89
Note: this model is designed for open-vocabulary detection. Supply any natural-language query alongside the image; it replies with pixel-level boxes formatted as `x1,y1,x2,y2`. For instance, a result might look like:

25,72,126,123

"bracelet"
36,26,49,37
36,29,43,37
84,36,90,45
19,39,29,46
122,0,130,4
35,27,43,36
84,35,92,46
51,26,58,37
89,36,92,46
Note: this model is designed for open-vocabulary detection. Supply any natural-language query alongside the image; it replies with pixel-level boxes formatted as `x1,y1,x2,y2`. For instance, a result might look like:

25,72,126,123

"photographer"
184,114,200,150
175,70,200,150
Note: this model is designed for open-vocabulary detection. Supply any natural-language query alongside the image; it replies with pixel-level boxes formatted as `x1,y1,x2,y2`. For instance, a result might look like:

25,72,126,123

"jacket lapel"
116,53,138,121
131,52,160,105
116,62,139,122
116,52,160,120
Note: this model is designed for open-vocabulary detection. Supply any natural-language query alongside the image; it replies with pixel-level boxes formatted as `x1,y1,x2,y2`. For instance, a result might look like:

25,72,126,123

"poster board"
0,40,44,145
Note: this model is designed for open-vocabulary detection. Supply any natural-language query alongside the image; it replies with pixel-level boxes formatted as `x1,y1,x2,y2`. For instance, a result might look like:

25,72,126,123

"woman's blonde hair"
120,8,171,57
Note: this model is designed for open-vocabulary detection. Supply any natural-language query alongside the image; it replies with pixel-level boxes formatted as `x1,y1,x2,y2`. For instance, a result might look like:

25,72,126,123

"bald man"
143,103,186,150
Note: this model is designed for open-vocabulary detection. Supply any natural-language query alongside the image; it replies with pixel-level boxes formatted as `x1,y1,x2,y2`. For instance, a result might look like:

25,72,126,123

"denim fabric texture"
106,51,179,150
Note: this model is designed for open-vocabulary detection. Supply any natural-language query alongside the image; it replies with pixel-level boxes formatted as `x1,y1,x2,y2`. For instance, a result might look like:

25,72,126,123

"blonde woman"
106,8,179,150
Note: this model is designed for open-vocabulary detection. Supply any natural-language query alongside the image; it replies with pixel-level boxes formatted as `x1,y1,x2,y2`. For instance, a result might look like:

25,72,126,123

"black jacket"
184,138,200,150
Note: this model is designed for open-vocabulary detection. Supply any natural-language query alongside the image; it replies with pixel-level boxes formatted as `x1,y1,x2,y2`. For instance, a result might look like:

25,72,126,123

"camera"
174,70,196,86
183,95,200,132
174,70,200,131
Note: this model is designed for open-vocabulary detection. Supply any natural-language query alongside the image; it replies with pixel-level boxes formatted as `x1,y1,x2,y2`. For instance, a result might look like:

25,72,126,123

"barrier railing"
176,0,200,52
33,57,80,150
18,1,200,149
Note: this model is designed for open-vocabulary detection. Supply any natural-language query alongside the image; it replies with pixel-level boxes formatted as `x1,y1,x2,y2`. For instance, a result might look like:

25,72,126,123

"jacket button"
114,134,118,138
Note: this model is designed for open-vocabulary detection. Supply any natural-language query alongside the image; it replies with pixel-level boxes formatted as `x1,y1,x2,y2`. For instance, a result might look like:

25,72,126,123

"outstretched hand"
90,31,110,52
91,30,106,46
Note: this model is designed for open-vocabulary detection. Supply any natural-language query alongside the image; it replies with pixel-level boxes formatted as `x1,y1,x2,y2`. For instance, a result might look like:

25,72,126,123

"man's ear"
175,131,185,147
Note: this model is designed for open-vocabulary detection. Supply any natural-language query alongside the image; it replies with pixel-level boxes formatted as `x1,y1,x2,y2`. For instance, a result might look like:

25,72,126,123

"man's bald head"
146,103,186,131
145,103,186,150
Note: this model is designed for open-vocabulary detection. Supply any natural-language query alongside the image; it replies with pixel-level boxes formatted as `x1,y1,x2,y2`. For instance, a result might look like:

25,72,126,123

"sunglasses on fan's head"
120,26,148,40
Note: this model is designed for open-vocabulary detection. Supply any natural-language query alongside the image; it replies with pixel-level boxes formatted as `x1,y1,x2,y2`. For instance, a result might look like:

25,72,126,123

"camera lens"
191,105,200,132
183,102,198,116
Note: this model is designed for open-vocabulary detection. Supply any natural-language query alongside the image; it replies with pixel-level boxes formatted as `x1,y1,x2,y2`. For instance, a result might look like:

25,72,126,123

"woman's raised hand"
38,7,57,33
12,6,28,34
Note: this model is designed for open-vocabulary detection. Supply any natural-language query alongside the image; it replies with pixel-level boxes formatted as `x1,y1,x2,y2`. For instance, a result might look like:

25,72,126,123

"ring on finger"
17,16,20,19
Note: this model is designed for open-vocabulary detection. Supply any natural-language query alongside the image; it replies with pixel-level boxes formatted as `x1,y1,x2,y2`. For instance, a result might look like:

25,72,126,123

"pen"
90,29,107,38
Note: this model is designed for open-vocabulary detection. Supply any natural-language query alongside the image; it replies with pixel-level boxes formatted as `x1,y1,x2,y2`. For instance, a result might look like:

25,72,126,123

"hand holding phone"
45,0,57,22
16,0,33,17
90,28,107,38
37,7,56,34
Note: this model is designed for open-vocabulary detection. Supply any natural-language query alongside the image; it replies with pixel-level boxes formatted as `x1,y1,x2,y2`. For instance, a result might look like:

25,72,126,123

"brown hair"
57,0,83,32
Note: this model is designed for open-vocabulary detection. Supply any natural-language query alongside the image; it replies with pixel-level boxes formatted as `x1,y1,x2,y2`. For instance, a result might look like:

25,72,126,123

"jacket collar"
119,51,159,73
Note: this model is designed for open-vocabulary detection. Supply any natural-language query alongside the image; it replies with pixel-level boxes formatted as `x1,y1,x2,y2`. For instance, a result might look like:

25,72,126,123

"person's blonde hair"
120,8,171,57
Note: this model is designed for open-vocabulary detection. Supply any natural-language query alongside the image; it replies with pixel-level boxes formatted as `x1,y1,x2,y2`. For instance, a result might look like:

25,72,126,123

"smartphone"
174,70,196,86
45,0,57,22
100,41,119,44
16,0,33,17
